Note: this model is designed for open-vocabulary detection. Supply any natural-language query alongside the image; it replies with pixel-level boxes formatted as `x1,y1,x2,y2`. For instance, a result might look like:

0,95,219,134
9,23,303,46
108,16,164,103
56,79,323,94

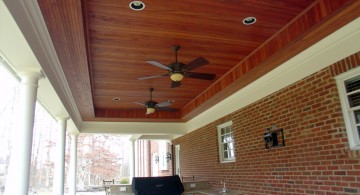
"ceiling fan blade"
157,107,178,112
184,57,209,71
171,81,181,88
156,100,174,107
186,72,216,80
134,102,146,106
138,74,169,80
146,60,172,70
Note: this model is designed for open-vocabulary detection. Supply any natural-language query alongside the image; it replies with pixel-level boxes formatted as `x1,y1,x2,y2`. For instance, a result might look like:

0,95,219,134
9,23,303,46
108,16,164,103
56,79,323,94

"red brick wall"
173,52,360,194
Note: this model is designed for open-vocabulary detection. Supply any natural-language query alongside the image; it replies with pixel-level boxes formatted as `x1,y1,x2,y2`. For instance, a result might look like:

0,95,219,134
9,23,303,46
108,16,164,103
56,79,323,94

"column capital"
18,70,45,80
56,115,70,121
18,70,44,88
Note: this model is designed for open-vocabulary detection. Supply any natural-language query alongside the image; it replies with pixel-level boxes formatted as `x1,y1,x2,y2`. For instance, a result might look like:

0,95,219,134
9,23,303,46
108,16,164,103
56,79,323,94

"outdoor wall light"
263,125,285,150
166,152,172,162
154,155,159,164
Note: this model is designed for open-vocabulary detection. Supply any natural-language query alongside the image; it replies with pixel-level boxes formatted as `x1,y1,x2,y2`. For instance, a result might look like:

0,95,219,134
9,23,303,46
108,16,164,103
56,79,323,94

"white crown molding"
137,135,176,141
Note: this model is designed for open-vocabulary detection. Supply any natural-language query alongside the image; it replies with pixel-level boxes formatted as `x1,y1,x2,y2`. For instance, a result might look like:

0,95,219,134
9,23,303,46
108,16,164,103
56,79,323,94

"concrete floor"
30,191,105,195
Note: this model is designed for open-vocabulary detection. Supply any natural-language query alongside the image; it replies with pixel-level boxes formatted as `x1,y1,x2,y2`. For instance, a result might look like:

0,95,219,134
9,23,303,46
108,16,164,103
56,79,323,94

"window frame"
335,66,360,150
217,121,236,163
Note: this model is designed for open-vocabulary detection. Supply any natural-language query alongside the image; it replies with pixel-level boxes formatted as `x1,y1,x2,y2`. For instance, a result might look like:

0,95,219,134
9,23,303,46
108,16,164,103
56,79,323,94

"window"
217,121,235,163
336,67,360,150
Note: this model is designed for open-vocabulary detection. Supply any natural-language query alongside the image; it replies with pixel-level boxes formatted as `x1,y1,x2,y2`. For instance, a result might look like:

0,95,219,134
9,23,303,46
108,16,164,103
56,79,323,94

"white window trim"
217,121,235,163
335,66,360,150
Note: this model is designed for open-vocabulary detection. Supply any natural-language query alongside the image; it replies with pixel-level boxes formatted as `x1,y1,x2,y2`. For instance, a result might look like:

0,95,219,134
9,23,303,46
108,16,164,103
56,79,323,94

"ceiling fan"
134,88,177,114
138,46,216,88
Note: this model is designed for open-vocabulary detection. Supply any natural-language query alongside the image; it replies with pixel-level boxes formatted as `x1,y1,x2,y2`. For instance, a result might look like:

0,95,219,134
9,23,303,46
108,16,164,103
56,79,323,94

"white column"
4,71,43,195
53,117,69,195
130,139,136,180
69,133,78,195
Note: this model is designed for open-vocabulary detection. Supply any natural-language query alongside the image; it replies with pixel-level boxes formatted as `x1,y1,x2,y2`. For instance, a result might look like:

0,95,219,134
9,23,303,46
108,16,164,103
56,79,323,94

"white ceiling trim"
81,122,187,135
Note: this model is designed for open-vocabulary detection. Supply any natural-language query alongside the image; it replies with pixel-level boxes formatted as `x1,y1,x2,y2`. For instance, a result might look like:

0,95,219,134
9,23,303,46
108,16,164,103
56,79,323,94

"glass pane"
355,110,360,124
345,75,360,93
358,126,360,139
348,92,360,108
226,134,231,142
225,126,229,133
223,151,228,158
221,128,225,134
230,149,235,158
223,143,228,150
228,143,233,150
221,135,225,142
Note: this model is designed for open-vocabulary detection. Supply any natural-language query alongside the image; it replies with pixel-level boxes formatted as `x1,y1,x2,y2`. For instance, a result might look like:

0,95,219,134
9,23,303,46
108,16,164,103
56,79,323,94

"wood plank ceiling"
37,0,360,122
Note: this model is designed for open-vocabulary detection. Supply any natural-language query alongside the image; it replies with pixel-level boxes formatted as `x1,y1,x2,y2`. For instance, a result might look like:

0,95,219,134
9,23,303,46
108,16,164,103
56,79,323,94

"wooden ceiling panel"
38,0,95,120
92,78,214,107
37,0,359,122
94,96,190,110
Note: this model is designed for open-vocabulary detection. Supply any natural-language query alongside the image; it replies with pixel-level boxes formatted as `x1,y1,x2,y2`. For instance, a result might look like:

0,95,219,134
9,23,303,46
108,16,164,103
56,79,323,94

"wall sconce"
165,152,172,162
263,125,285,150
154,155,159,164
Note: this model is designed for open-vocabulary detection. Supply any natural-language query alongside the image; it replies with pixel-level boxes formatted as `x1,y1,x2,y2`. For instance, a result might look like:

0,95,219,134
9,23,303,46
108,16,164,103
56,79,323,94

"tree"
77,134,131,188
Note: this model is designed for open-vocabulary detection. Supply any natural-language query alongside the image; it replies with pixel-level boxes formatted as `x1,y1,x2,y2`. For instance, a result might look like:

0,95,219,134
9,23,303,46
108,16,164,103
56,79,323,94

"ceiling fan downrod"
172,45,180,64
149,88,154,101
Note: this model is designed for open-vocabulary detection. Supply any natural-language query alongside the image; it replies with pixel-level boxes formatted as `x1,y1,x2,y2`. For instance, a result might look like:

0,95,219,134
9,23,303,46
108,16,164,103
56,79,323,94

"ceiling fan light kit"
146,107,156,115
170,73,184,81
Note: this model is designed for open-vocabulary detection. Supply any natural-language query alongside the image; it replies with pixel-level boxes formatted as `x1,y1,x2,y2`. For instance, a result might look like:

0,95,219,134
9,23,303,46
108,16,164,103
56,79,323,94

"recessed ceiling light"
113,97,121,101
243,17,256,25
129,1,145,11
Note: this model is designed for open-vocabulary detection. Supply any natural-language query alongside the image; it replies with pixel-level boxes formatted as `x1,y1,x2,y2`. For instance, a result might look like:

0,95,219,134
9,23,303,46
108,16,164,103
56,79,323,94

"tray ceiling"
36,0,360,122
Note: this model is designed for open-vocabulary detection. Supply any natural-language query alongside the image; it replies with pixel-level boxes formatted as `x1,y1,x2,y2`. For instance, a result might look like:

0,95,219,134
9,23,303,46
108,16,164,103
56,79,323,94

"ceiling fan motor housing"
169,63,185,74
145,100,158,108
